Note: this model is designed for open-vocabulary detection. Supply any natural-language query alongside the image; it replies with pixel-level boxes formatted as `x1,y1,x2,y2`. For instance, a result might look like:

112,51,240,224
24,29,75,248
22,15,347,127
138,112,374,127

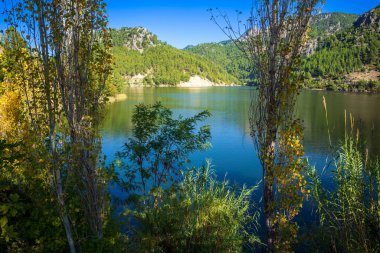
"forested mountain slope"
184,13,360,84
185,9,380,92
184,42,253,84
109,27,238,93
303,6,380,91
309,12,359,38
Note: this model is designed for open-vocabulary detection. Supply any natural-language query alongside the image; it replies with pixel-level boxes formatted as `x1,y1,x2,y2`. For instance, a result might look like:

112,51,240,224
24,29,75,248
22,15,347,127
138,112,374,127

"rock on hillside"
354,5,380,31
310,13,359,37
110,27,160,52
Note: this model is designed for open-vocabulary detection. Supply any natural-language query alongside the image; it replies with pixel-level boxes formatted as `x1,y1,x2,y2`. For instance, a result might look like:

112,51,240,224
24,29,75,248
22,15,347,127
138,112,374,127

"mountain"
354,5,380,31
309,13,359,38
185,12,359,84
184,42,252,84
108,27,238,94
110,27,160,52
185,8,380,92
303,6,380,91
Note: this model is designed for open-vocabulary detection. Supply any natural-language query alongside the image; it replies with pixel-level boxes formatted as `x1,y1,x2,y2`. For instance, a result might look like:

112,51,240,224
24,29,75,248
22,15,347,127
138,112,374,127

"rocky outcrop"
304,38,318,56
354,5,380,31
111,27,160,52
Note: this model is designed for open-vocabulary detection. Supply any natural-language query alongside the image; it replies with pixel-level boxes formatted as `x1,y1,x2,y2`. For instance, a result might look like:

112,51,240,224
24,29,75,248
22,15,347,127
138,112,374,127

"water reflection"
102,87,380,186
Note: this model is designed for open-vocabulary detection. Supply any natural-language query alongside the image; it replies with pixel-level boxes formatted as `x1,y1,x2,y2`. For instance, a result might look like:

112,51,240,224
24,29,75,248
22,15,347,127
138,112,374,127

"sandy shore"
176,75,236,87
128,75,238,88
107,93,127,103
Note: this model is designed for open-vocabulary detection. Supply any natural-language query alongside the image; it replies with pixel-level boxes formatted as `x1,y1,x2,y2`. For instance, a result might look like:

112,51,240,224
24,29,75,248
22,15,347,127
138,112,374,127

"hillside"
309,12,359,38
110,27,160,52
185,13,359,85
185,10,380,92
302,5,380,92
109,27,238,93
184,42,253,84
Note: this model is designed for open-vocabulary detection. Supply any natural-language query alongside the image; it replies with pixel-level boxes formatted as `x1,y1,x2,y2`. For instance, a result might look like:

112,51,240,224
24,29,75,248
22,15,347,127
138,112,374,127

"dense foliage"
127,163,260,252
110,27,159,49
184,13,359,86
302,27,380,88
1,1,380,252
116,102,211,200
0,1,123,252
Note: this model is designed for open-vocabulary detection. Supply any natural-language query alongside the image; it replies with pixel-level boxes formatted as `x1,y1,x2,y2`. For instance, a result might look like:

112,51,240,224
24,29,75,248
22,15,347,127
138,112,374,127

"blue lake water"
102,87,380,192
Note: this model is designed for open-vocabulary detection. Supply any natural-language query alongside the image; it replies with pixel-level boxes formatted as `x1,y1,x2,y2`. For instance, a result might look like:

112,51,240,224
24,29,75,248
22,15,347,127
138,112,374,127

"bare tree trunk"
62,215,76,253
37,7,77,252
55,162,77,253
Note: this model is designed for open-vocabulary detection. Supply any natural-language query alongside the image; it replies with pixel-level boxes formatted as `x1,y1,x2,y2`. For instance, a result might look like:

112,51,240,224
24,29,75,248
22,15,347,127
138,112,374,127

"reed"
305,99,380,252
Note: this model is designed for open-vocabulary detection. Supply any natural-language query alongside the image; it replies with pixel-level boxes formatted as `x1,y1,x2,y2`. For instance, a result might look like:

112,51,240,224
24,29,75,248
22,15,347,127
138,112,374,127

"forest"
108,28,238,93
108,9,380,92
0,0,380,253
186,10,380,92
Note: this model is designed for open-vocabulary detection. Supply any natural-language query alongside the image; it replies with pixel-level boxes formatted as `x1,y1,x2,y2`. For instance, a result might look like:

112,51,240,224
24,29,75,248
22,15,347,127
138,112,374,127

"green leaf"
0,205,10,214
0,217,8,228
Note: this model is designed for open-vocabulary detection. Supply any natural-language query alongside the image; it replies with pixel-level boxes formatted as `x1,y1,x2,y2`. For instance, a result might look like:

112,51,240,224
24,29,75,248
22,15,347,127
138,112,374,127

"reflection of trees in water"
102,87,252,135
102,88,380,156
297,91,380,156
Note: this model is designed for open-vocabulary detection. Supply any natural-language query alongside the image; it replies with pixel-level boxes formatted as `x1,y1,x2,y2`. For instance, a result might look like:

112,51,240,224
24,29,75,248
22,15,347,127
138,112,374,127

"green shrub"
128,162,260,252
116,103,260,252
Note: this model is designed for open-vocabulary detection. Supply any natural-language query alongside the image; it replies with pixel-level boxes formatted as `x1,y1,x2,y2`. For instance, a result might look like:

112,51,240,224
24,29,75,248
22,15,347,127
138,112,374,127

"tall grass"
306,103,380,252
127,161,261,253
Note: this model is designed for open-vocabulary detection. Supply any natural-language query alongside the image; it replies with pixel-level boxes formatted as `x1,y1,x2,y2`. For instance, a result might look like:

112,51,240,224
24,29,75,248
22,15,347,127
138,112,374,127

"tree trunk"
62,214,76,253
37,7,77,252
264,185,275,252
56,163,76,253
52,134,77,253
264,140,276,253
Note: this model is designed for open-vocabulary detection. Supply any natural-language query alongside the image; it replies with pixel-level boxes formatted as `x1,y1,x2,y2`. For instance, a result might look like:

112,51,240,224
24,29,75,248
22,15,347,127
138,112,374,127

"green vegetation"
116,102,212,198
187,10,380,91
302,27,380,87
109,28,238,92
184,42,253,84
306,134,380,252
110,27,159,48
131,163,260,252
112,45,237,87
109,10,379,92
185,13,362,86
1,0,380,252
308,13,358,38
115,103,259,252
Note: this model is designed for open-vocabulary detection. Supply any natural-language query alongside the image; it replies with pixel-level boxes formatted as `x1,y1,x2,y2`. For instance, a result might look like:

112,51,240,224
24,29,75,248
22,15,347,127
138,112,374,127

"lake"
102,87,380,189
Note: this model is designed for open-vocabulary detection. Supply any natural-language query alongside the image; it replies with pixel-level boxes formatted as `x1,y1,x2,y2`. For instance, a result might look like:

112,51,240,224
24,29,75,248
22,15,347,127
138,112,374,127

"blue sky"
0,1,379,48
106,0,380,49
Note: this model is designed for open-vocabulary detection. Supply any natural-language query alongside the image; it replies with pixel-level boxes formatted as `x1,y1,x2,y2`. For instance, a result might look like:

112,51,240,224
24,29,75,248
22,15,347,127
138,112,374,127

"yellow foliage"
268,120,308,251
0,90,23,138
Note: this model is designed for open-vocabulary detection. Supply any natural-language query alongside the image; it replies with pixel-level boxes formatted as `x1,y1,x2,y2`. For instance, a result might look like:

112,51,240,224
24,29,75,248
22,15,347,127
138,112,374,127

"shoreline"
128,75,238,88
107,93,127,103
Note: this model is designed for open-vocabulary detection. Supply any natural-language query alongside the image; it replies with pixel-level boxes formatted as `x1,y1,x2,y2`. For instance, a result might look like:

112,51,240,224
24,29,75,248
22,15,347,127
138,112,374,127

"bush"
116,103,260,252
129,162,260,252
